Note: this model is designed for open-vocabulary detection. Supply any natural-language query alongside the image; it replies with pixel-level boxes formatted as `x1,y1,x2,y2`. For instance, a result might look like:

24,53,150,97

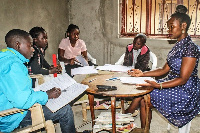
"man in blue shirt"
0,29,75,133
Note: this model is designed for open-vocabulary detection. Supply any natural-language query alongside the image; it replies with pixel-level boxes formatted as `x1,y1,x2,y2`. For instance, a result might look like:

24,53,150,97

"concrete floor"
72,104,200,133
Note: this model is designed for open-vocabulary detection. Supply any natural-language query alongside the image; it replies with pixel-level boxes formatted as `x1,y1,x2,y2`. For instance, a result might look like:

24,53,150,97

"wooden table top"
81,72,153,97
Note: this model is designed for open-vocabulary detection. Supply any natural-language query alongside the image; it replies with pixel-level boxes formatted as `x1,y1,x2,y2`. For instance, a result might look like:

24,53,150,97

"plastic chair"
115,51,157,70
167,121,191,133
0,103,55,133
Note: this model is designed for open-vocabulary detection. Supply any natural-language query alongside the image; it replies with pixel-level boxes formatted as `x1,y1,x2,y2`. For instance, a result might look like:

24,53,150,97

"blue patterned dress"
150,36,200,128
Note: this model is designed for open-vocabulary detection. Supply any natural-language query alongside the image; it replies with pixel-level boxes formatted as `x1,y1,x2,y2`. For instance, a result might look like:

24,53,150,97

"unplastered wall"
0,0,69,63
68,0,199,75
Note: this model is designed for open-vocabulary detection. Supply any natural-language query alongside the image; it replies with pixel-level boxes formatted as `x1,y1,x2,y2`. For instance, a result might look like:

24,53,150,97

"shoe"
82,130,92,133
132,110,139,117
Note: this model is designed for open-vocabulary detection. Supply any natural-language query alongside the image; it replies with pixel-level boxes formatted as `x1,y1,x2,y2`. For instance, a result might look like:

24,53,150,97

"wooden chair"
0,103,55,133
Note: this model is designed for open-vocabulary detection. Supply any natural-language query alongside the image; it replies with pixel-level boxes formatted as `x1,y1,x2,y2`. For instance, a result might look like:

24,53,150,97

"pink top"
59,37,87,65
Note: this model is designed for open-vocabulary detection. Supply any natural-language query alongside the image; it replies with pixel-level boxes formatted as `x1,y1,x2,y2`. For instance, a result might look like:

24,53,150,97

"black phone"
96,85,117,91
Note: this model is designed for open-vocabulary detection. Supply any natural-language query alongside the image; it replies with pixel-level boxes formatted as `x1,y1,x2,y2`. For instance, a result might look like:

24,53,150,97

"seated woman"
28,26,61,75
126,5,200,130
58,24,89,77
28,27,61,87
123,33,150,72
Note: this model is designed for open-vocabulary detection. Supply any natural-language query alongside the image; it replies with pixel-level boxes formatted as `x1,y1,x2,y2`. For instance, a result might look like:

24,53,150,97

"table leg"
144,94,150,133
121,98,125,114
111,97,116,133
88,93,95,127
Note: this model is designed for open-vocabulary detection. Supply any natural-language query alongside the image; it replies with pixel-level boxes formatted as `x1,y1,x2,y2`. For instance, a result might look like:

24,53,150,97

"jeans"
19,104,76,133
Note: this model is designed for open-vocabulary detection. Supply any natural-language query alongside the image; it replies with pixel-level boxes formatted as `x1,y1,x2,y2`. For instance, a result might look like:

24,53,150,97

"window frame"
119,0,200,39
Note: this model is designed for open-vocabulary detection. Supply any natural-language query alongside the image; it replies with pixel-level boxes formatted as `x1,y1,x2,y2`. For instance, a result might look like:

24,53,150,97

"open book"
34,74,88,112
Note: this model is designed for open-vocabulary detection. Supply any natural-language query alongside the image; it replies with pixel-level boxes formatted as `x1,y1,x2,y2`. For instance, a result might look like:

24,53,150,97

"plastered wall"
0,0,199,75
0,0,69,63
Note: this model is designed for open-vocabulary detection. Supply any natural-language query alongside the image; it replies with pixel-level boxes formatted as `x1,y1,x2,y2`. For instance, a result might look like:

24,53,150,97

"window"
119,0,200,38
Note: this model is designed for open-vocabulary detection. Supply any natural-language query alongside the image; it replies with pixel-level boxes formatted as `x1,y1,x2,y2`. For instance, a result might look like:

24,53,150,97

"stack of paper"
119,77,156,84
96,64,133,72
71,66,98,76
93,112,136,133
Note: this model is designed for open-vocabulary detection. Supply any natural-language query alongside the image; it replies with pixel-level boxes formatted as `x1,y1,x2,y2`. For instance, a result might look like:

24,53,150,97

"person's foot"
125,109,139,117
131,109,139,117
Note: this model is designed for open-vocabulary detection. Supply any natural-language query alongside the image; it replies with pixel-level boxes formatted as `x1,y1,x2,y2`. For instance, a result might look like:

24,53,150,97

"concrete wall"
68,0,200,75
0,0,199,75
0,0,69,63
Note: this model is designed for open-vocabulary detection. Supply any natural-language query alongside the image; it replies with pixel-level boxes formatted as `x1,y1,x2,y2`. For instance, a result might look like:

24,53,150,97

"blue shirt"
0,47,48,132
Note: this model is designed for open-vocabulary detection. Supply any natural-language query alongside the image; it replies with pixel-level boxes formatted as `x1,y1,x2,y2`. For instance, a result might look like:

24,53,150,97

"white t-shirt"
132,49,141,68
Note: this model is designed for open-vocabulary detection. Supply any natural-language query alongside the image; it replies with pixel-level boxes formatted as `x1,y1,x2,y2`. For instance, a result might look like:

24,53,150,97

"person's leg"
19,104,75,133
18,110,32,128
140,98,152,129
125,97,143,114
43,104,76,133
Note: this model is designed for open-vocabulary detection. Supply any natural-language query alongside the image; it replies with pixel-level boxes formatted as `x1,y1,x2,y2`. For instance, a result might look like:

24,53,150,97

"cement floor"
72,104,200,133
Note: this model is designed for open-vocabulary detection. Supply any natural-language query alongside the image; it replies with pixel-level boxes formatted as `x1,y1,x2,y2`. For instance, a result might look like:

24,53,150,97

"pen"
106,77,119,81
89,78,97,83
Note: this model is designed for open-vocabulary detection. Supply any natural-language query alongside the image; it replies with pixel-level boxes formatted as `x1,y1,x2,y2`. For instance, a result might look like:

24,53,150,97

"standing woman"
58,24,88,77
128,5,200,130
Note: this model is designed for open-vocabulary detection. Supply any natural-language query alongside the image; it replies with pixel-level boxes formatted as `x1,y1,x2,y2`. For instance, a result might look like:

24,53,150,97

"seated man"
0,29,75,133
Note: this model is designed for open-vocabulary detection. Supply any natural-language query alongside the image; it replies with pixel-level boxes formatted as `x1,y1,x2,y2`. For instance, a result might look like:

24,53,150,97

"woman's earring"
182,30,185,34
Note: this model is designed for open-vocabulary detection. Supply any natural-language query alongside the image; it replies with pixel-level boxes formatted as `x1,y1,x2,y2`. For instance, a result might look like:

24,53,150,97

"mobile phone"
96,85,117,91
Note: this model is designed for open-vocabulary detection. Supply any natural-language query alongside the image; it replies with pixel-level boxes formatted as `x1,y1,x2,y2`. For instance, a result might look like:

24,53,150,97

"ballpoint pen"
106,77,119,81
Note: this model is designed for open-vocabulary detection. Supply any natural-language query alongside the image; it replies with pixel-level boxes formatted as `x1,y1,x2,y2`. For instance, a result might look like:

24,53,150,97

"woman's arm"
58,48,73,64
81,50,88,61
144,57,197,89
159,57,197,88
129,62,170,77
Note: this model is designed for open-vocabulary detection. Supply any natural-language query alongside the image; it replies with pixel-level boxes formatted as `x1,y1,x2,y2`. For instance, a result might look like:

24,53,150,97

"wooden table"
81,72,153,133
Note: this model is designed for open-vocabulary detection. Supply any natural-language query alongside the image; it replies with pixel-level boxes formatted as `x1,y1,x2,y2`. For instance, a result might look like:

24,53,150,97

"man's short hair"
5,29,30,47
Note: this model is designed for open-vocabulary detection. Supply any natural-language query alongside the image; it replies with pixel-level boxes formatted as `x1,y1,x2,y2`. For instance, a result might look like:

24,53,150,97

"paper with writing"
34,74,88,112
75,55,89,66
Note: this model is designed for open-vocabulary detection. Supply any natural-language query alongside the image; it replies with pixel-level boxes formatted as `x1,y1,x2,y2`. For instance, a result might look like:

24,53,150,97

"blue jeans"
19,104,76,133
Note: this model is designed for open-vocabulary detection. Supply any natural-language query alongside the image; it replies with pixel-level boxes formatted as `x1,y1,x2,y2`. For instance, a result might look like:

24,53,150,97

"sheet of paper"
34,74,88,112
75,55,89,66
96,64,133,72
71,66,98,76
119,77,156,84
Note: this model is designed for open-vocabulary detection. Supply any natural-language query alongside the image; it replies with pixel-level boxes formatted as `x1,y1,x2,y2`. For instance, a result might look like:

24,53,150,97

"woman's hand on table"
137,80,159,89
127,69,143,77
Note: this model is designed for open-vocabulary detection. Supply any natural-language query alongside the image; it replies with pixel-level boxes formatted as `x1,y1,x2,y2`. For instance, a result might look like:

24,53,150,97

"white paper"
96,64,133,72
119,77,156,84
34,74,88,112
75,55,89,66
71,66,98,76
